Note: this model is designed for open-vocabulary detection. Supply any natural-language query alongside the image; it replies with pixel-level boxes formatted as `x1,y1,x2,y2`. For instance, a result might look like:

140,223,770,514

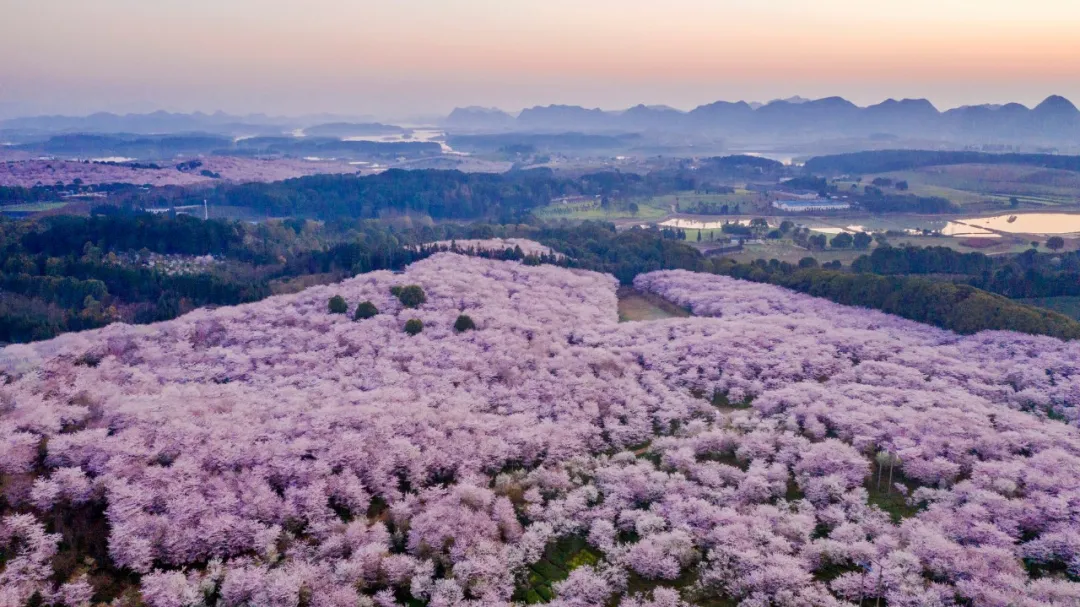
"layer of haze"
3,0,1080,119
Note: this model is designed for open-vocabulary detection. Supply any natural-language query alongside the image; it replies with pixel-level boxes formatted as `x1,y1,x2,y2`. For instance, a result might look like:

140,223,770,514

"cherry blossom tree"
1,250,1079,604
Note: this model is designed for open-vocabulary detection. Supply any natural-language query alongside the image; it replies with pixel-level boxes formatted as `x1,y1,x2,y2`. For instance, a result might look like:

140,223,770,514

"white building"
772,199,850,212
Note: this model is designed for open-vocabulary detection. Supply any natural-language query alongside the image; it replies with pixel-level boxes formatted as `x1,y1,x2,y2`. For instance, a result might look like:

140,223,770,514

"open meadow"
833,163,1080,208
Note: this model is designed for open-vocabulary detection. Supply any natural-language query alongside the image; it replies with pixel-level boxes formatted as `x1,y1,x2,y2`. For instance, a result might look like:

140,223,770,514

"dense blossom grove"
1,251,1079,606
0,157,359,188
426,239,558,258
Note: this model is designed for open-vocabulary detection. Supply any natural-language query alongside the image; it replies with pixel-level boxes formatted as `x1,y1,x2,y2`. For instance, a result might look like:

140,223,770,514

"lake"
955,213,1080,235
655,213,1080,239
659,218,751,229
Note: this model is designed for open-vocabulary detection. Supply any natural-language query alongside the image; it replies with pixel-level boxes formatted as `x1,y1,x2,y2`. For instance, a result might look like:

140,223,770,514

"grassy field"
887,234,1037,255
721,240,870,265
645,189,762,213
678,227,744,243
617,287,692,321
716,232,1040,265
533,198,668,221
1016,296,1080,320
0,201,68,213
833,163,1080,208
536,188,764,222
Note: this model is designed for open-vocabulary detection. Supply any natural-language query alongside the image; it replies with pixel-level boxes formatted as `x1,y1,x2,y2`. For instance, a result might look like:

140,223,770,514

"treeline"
137,169,585,222
6,208,1079,344
230,137,439,158
126,169,708,222
713,258,1080,340
853,245,1080,299
1,183,143,204
11,133,441,161
0,185,57,204
21,210,246,258
0,212,443,343
858,192,957,214
805,149,1080,175
0,213,713,342
446,132,642,153
5,158,793,220
537,226,1080,339
535,222,711,284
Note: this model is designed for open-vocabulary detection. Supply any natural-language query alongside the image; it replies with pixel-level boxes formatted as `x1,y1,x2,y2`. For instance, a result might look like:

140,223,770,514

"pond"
659,218,751,230
939,222,1000,238
954,213,1080,235
654,213,1080,238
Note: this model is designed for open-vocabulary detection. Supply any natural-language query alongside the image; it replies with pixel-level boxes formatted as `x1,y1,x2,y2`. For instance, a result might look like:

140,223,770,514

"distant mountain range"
0,111,379,138
443,95,1080,143
4,96,1078,147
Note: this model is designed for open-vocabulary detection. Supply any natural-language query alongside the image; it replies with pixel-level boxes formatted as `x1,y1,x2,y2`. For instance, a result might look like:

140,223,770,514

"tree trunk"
887,454,895,494
875,565,883,607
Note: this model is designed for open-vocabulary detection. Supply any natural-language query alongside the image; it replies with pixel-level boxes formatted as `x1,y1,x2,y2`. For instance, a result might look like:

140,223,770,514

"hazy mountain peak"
444,106,516,130
451,106,512,115
809,96,859,108
1034,95,1079,114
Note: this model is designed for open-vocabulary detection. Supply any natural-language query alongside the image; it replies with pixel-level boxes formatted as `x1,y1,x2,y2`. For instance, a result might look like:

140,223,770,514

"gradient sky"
2,0,1080,119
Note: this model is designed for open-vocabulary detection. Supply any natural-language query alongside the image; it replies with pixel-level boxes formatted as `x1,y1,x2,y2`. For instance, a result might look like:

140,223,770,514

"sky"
2,0,1080,120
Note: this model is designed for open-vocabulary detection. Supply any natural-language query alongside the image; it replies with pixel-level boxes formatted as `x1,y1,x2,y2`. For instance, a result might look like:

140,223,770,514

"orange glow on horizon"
2,0,1079,115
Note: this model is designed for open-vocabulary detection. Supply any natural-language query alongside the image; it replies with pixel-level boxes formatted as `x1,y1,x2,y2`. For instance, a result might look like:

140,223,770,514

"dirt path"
617,286,692,322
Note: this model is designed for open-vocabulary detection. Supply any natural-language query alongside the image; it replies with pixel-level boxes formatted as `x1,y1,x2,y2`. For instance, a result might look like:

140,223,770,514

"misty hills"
0,111,291,137
5,95,1078,150
444,95,1080,143
6,132,441,162
0,111,382,139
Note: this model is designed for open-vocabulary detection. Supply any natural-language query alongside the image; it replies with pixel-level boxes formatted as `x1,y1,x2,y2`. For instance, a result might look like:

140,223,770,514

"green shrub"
454,314,476,333
404,319,424,335
354,301,379,320
395,285,427,308
328,295,348,314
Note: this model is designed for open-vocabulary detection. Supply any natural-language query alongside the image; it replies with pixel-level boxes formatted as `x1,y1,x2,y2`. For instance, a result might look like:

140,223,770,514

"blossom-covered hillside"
1,253,1079,606
0,157,360,188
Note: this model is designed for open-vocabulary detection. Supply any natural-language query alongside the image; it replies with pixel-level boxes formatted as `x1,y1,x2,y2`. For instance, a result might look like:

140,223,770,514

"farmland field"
644,189,762,213
1017,296,1080,320
0,201,68,213
833,163,1080,207
617,286,692,321
712,233,1038,265
719,240,872,265
532,198,668,221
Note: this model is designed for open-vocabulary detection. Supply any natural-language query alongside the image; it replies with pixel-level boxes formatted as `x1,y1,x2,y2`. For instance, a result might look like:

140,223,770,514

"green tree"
853,232,873,250
1046,236,1065,251
750,218,770,238
328,295,348,314
395,285,427,308
798,257,819,269
808,234,828,250
830,232,854,249
454,314,476,333
404,318,424,335
354,301,379,320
